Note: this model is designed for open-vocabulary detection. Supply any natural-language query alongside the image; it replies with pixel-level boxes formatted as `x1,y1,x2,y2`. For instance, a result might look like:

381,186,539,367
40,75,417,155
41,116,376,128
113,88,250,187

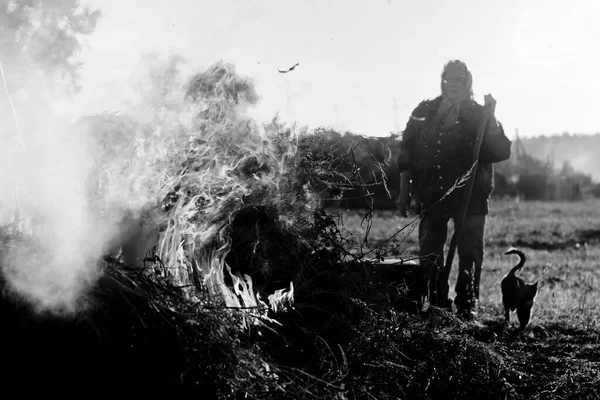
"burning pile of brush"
79,61,345,323
0,59,362,395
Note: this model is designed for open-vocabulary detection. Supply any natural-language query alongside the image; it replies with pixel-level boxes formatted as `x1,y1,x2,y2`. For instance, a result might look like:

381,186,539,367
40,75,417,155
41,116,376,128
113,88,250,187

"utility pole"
514,128,520,163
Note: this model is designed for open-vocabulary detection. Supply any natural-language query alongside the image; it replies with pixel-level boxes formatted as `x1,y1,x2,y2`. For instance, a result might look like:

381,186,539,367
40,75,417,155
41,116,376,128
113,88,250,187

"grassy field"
332,198,600,325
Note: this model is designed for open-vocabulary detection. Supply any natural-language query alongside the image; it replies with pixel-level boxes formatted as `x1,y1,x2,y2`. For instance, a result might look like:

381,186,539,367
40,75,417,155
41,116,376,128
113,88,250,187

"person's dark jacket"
397,96,512,217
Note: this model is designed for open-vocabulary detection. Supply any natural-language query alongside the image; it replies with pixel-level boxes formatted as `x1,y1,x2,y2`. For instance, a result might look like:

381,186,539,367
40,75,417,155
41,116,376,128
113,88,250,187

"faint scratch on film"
0,56,25,229
0,56,23,138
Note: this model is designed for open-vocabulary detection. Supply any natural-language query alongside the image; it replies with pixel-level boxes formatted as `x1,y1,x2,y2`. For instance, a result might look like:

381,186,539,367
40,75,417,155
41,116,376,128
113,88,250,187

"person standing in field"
396,60,512,318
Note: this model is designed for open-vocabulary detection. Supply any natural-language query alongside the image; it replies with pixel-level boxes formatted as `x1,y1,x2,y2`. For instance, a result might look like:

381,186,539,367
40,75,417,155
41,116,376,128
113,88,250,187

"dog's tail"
505,248,526,276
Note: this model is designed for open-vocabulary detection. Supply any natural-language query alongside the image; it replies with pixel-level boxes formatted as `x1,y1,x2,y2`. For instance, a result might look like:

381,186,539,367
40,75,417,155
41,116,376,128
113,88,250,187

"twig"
348,147,375,247
277,365,345,391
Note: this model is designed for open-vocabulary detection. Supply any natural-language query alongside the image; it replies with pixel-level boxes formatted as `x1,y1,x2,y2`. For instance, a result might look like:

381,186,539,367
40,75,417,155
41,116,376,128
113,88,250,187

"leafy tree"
0,0,101,92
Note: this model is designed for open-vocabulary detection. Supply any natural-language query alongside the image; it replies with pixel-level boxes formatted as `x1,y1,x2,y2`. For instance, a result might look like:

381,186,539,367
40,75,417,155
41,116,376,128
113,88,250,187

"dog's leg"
517,300,533,330
503,300,511,326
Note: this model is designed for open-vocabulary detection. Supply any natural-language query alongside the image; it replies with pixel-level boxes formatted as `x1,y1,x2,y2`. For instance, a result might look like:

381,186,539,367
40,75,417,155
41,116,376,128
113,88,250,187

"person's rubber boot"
455,296,476,321
456,307,472,321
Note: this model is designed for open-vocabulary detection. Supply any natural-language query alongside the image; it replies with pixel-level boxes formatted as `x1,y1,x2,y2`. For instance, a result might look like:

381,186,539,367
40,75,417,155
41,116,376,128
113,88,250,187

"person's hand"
484,94,496,117
409,198,419,216
484,94,501,133
398,170,413,217
396,193,410,217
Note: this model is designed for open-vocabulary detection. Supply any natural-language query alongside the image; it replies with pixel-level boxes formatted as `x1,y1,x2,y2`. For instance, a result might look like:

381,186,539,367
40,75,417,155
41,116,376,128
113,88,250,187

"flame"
201,248,294,327
268,281,295,313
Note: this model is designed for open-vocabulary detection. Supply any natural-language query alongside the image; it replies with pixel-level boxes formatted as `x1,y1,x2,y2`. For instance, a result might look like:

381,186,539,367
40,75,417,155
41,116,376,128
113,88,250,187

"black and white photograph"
1,0,599,397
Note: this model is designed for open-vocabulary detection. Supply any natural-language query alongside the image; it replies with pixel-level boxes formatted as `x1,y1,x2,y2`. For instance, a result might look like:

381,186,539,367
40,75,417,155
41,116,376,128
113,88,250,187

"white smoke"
1,123,105,314
0,58,151,315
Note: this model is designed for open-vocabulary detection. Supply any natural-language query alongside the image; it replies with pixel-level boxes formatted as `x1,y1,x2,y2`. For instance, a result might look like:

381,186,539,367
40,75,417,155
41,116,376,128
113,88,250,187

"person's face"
442,65,469,101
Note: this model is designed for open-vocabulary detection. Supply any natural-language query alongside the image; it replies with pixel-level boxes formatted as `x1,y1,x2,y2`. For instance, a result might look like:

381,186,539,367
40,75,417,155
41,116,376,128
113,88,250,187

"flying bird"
278,62,299,73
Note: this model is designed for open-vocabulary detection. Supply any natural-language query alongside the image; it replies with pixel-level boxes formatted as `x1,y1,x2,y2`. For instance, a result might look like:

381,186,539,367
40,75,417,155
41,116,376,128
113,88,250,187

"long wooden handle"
444,107,491,271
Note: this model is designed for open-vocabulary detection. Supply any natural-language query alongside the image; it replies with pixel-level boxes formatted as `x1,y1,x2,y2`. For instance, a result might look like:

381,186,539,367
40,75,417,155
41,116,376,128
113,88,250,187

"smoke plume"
0,90,111,315
0,53,174,315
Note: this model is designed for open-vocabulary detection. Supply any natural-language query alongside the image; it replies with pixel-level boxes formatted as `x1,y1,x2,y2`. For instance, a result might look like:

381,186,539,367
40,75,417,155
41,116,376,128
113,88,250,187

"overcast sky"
75,0,600,139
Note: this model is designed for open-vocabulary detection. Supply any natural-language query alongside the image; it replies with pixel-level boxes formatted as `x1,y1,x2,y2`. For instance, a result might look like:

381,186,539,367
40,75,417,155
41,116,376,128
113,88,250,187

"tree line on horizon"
308,129,600,210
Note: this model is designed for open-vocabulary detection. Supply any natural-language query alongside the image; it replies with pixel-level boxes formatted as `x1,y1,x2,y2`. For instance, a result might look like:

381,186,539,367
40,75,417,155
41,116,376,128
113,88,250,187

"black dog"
501,248,538,330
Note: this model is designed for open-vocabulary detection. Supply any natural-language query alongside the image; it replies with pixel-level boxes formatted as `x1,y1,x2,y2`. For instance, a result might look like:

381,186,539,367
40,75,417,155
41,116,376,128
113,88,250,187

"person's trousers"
417,214,486,310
